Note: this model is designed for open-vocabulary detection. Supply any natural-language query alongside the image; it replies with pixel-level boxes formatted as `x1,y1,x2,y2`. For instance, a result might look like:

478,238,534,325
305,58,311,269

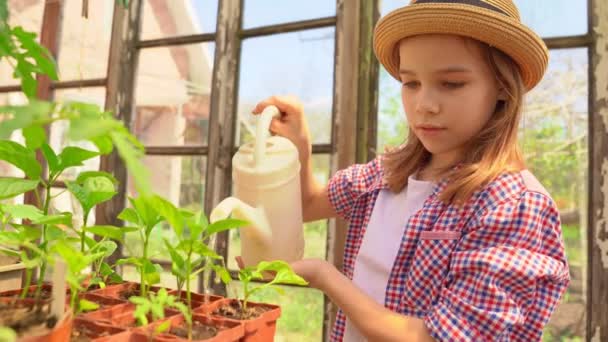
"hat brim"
373,4,548,91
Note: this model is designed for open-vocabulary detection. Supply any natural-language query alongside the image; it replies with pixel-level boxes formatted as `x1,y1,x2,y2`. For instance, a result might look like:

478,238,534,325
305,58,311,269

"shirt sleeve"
424,190,570,341
327,157,382,222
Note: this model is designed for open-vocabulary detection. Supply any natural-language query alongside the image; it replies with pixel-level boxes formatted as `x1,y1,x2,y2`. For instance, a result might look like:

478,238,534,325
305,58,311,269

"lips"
416,124,446,136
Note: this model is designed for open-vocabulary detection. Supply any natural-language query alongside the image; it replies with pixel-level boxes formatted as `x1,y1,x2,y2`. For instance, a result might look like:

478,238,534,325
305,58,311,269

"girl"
252,1,569,341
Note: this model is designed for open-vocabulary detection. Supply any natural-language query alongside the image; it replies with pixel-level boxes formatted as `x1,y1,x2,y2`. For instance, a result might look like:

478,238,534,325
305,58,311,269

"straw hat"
373,0,548,91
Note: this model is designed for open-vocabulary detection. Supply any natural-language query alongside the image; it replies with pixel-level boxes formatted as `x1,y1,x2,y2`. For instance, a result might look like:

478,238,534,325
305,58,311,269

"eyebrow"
399,67,473,75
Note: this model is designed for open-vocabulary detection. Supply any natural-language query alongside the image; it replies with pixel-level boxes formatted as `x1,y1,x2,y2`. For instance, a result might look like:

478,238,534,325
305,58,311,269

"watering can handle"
254,105,281,167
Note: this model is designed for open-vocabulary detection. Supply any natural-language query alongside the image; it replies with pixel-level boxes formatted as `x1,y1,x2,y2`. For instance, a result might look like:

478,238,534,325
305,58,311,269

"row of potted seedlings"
0,101,308,341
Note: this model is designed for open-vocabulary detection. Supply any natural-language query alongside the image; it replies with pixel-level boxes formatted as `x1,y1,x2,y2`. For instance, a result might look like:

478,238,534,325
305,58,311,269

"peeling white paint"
595,0,608,270
598,161,608,269
596,0,608,131
591,326,601,342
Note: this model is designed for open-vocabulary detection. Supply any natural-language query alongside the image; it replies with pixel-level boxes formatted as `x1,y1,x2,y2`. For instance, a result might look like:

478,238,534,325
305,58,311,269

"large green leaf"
117,207,140,225
57,146,99,170
40,143,59,173
129,197,160,229
22,125,46,150
0,178,39,199
0,102,54,140
32,212,72,225
86,225,125,242
0,204,43,221
0,140,41,179
12,26,57,81
150,195,183,237
67,174,117,214
205,218,249,238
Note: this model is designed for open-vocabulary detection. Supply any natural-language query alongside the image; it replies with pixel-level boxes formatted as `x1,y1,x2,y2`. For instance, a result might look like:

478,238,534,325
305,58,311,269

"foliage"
238,260,308,310
130,288,188,328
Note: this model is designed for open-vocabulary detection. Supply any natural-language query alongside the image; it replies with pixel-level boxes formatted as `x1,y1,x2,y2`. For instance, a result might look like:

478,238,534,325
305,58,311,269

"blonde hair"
382,41,526,205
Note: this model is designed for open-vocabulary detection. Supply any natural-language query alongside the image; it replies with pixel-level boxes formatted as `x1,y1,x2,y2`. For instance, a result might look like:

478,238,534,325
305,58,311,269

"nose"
415,88,440,115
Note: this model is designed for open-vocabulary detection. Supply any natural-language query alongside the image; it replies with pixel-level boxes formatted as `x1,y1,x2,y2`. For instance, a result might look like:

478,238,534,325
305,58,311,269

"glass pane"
521,48,587,340
377,68,407,153
227,282,324,341
49,88,107,181
50,187,95,226
57,0,114,81
140,0,218,40
134,43,215,146
514,0,587,38
127,155,207,211
236,28,334,146
227,154,330,270
243,0,335,29
0,0,45,86
380,0,587,38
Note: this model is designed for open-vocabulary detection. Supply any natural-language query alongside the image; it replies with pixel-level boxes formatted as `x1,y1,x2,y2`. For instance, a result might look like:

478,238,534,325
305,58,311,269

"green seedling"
154,196,247,340
130,288,189,338
238,260,308,311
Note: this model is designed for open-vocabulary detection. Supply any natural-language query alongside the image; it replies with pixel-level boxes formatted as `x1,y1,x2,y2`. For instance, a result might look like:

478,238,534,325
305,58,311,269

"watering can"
209,106,304,267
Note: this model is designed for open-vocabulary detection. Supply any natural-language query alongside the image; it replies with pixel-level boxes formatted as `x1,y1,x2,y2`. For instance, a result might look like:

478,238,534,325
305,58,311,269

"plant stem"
81,211,90,253
141,233,150,297
186,249,193,340
20,267,32,299
35,184,52,300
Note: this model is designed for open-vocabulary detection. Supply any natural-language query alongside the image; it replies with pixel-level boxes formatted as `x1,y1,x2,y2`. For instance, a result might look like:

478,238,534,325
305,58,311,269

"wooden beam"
325,0,361,340
240,16,337,38
23,0,62,209
137,33,216,49
202,0,242,296
544,35,593,50
96,0,144,266
588,0,608,340
51,78,107,89
356,0,380,163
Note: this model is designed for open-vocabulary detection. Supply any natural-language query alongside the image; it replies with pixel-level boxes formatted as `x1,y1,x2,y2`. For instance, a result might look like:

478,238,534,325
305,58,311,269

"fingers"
253,95,302,116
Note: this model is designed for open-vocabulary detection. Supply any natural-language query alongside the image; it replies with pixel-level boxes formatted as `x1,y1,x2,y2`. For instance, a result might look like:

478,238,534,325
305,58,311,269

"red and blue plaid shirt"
327,157,570,341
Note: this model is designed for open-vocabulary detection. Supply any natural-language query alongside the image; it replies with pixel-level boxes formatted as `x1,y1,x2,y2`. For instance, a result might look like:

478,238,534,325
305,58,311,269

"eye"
443,81,465,89
402,81,420,89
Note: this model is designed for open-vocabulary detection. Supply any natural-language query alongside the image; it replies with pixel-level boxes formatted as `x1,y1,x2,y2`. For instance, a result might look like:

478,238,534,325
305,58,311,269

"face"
398,34,503,167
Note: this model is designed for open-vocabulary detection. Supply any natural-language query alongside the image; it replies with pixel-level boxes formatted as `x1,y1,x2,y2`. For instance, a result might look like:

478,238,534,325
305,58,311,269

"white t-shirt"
343,174,436,341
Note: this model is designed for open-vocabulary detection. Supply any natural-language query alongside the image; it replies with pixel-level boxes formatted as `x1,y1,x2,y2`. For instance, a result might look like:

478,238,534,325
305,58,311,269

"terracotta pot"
195,298,281,342
0,283,61,303
69,293,126,316
71,318,127,341
7,303,74,342
167,290,223,311
93,330,150,342
149,313,245,342
79,302,180,329
89,282,168,301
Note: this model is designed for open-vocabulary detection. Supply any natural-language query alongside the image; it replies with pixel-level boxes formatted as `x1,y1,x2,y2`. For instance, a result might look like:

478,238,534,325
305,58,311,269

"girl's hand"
289,258,331,290
236,256,331,289
253,95,312,161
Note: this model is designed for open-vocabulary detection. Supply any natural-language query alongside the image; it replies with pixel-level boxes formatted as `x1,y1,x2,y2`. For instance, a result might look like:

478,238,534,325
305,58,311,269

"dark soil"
213,300,269,321
69,325,113,342
170,321,218,340
0,289,52,300
0,301,57,337
118,288,141,301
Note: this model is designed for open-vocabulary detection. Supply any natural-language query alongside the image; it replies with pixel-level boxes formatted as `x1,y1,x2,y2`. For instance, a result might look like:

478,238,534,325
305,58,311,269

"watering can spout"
209,197,272,246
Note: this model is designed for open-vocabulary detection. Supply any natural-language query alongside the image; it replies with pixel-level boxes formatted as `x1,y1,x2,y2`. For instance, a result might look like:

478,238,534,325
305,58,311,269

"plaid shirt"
327,158,570,342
